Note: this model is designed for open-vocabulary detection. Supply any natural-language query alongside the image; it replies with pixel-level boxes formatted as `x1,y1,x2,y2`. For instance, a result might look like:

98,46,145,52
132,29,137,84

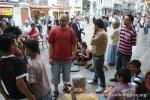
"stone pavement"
0,22,150,100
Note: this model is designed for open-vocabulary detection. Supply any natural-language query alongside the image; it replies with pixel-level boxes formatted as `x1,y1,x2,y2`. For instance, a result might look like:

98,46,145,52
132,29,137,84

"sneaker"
95,87,105,93
87,80,98,85
110,78,118,82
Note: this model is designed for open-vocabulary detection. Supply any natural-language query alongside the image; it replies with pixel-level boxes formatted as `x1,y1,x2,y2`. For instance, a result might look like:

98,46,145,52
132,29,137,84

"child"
25,39,53,100
0,34,35,100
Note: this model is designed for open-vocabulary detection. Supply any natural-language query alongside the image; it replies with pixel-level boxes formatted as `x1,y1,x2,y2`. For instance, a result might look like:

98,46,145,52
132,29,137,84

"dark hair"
129,59,141,68
116,68,131,83
0,34,15,52
3,26,22,37
81,42,87,48
94,18,105,29
31,23,35,27
25,39,40,54
126,14,134,24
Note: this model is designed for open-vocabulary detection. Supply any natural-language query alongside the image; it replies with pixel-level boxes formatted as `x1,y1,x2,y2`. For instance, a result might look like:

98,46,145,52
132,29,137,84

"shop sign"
0,8,12,16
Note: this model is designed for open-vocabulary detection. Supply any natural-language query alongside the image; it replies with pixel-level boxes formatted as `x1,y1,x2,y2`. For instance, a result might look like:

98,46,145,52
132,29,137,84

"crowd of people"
0,13,150,100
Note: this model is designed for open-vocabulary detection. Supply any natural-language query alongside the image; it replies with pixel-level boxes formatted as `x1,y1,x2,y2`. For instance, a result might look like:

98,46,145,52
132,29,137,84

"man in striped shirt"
110,14,137,82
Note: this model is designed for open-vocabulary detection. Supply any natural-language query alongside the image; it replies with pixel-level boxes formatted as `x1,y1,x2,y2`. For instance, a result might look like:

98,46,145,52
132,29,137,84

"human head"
72,74,86,93
112,18,120,29
128,59,141,74
94,18,105,32
0,34,17,53
25,39,40,56
3,26,22,39
124,14,134,27
59,14,69,28
116,68,131,83
81,42,87,49
31,23,36,29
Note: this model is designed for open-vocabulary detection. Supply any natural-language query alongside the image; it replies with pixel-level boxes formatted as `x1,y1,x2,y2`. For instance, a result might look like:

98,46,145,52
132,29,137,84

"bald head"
59,14,69,28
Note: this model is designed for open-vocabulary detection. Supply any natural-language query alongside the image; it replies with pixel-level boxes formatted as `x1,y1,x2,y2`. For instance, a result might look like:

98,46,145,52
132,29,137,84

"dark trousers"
116,52,131,70
92,55,106,87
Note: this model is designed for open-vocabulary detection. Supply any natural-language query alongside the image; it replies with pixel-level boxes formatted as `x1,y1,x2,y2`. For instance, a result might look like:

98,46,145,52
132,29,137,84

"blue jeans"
116,52,131,70
92,55,106,87
37,90,53,100
51,60,72,85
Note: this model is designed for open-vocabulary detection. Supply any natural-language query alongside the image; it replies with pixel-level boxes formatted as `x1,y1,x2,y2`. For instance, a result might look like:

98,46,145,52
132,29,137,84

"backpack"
132,76,149,100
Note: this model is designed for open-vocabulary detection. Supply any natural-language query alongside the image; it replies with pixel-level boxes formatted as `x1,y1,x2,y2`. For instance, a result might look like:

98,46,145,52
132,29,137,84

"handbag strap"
71,92,77,100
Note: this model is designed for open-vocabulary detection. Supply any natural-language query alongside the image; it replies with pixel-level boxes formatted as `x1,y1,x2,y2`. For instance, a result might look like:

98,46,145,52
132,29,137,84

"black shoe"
110,78,118,82
53,91,59,100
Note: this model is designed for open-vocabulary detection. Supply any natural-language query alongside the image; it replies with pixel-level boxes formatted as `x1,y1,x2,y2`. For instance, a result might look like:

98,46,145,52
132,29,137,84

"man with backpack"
128,59,149,99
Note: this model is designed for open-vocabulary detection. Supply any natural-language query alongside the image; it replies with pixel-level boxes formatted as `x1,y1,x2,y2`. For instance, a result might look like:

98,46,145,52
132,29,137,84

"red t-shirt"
48,27,77,61
27,28,39,38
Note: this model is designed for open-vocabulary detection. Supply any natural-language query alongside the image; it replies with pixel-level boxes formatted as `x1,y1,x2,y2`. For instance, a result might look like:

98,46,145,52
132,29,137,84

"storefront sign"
0,8,13,16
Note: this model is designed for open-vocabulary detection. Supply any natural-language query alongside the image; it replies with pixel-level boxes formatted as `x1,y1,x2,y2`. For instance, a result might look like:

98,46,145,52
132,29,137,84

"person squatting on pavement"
88,18,108,93
48,14,77,99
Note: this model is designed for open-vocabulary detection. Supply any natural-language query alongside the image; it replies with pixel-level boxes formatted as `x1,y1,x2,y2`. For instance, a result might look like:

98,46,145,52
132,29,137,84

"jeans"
51,60,72,85
116,52,131,70
92,55,106,87
37,90,53,100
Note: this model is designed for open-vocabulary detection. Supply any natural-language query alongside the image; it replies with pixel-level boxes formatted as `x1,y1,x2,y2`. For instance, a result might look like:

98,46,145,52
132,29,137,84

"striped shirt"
28,55,50,98
118,27,137,55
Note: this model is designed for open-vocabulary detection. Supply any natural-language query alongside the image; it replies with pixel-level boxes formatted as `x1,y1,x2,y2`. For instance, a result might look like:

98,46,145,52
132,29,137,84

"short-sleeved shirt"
0,55,31,99
48,27,77,61
28,55,50,98
109,83,135,100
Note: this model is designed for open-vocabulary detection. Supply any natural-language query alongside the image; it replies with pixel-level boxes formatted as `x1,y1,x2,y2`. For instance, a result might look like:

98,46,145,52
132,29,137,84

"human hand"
28,94,36,100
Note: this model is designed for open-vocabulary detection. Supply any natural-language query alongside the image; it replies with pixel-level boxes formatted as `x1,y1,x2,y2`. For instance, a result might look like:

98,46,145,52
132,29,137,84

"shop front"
30,5,49,22
50,4,70,19
0,7,13,20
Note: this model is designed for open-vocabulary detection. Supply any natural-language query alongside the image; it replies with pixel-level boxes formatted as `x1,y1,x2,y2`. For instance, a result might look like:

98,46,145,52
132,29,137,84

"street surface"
1,22,150,100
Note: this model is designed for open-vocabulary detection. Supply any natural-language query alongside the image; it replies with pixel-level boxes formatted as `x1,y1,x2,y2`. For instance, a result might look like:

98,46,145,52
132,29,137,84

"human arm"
49,43,53,64
132,32,137,46
0,80,9,100
16,79,35,100
15,58,35,100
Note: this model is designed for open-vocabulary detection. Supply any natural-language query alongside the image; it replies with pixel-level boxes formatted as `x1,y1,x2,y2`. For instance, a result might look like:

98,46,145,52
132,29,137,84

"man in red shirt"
26,23,39,39
48,15,77,99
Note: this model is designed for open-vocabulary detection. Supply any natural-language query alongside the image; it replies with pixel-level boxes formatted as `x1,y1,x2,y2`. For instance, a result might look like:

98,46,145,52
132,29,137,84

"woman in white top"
107,18,120,66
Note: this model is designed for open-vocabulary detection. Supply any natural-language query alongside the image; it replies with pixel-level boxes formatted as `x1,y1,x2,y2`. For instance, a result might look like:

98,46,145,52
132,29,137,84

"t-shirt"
0,55,31,99
109,83,135,100
48,27,77,61
28,55,50,98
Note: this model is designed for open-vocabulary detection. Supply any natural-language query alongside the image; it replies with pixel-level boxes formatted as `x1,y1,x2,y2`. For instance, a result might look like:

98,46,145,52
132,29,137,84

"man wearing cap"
110,14,137,82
